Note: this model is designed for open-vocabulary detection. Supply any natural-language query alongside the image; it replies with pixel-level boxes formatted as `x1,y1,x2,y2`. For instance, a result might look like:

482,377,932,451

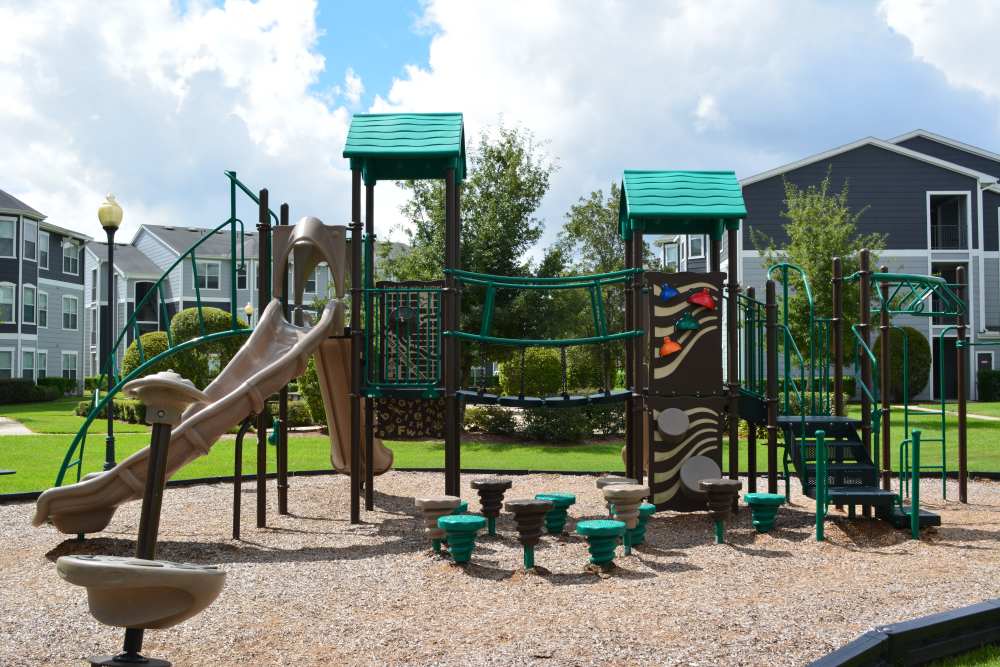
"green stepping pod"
437,514,487,564
629,503,656,546
744,493,785,533
576,519,626,568
535,493,577,534
452,500,469,515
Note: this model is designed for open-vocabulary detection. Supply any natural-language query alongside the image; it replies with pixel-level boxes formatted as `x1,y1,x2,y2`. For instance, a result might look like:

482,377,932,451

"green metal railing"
847,271,966,318
850,324,883,475
735,291,768,399
54,171,272,487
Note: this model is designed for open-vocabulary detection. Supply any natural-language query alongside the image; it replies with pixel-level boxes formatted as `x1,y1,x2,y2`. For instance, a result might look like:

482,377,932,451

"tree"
750,170,885,358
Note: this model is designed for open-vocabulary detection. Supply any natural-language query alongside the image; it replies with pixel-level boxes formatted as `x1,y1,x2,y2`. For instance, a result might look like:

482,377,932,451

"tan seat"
56,555,225,630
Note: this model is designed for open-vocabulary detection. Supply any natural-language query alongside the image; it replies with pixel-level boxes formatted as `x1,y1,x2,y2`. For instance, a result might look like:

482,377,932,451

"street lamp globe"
244,302,254,317
97,194,123,230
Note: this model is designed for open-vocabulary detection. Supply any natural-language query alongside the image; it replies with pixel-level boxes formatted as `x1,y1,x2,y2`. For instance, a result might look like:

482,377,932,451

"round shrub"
566,346,606,391
170,307,248,370
121,331,206,386
872,326,931,402
298,357,326,425
464,405,518,436
498,348,562,397
523,407,589,443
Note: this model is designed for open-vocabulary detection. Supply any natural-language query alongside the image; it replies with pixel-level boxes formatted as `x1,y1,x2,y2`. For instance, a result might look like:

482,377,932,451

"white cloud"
344,68,364,106
693,95,726,133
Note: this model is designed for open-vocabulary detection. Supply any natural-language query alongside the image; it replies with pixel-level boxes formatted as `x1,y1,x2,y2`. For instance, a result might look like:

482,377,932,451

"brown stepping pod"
601,484,647,554
471,477,513,535
596,476,638,516
414,496,461,553
504,498,553,570
699,479,742,544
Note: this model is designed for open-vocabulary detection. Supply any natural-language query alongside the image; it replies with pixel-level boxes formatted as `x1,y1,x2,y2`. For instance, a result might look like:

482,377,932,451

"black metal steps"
879,505,942,529
826,486,896,506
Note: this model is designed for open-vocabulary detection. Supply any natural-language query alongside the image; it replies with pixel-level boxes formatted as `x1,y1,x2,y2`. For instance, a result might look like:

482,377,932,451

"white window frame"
0,282,15,324
91,268,99,303
61,350,78,381
38,230,49,269
22,219,37,261
90,307,98,346
688,234,706,260
22,284,35,325
305,267,318,295
977,350,995,374
196,260,221,291
63,241,80,275
0,217,16,259
37,290,48,328
0,347,13,379
62,294,79,331
36,349,47,379
21,347,34,380
926,191,973,252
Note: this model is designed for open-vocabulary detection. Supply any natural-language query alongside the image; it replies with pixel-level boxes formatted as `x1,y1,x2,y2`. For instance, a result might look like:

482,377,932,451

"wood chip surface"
2,472,998,666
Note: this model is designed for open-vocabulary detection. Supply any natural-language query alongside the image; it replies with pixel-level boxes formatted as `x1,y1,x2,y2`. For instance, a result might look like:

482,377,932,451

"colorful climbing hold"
659,283,679,302
659,336,682,357
688,288,716,310
676,312,700,331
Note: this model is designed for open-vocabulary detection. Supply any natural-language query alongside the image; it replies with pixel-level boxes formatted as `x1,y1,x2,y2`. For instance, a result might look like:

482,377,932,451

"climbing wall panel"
647,396,724,511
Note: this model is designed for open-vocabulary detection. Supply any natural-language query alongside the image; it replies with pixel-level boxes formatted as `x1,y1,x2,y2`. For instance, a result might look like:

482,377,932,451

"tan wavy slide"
315,337,393,476
33,298,340,535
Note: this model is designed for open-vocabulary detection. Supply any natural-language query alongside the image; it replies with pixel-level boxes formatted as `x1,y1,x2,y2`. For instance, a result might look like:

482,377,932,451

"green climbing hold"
535,493,577,534
744,493,785,533
629,503,656,546
576,519,626,568
676,312,700,331
437,514,487,564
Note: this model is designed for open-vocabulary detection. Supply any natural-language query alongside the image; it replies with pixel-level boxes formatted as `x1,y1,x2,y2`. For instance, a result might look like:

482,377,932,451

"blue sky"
2,0,1000,247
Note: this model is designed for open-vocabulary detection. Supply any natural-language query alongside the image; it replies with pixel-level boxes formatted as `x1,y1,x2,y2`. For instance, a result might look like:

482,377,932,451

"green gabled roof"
343,113,466,184
619,170,747,240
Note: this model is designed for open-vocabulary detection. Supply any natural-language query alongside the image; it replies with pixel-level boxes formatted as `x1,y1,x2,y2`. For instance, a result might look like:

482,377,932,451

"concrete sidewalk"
0,416,33,435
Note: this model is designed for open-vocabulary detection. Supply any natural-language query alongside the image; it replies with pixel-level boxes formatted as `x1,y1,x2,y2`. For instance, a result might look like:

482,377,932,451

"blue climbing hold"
659,283,679,302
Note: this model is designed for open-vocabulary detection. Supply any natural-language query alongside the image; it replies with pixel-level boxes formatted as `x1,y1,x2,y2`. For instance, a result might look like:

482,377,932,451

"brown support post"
746,286,757,493
364,184,375,511
255,188,270,529
631,231,645,483
624,236,635,480
957,266,968,503
443,168,461,496
277,203,290,515
879,265,891,490
765,280,779,494
832,258,844,417
858,250,873,461
725,226,740,484
349,170,362,524
710,237,721,273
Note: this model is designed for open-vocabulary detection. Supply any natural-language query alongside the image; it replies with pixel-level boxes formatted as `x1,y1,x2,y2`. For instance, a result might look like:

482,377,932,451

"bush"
121,331,204,385
75,398,146,423
583,404,625,436
264,399,314,427
872,326,931,402
298,357,325,425
0,379,60,404
979,369,1000,401
498,348,563,396
566,346,605,391
464,405,518,436
84,375,108,392
38,376,79,395
524,407,589,443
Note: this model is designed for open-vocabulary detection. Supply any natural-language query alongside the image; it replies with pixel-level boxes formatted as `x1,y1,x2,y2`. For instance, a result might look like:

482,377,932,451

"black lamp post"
98,194,123,471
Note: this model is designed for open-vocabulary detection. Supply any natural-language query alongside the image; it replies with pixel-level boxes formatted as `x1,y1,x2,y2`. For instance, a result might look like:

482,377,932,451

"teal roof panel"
619,170,747,240
344,113,466,184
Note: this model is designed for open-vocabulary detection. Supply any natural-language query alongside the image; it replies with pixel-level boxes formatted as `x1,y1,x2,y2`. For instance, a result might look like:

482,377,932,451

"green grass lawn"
1,397,998,496
930,645,1000,666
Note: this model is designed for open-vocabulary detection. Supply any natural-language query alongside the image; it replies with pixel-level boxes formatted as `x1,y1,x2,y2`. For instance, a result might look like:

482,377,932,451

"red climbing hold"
659,336,682,357
688,288,716,310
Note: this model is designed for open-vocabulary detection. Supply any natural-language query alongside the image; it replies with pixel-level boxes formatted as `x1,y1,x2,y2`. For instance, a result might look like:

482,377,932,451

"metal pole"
631,230,645,483
911,429,921,539
879,266,891,490
832,258,844,416
746,286,757,493
277,203,290,515
233,417,252,540
103,228,117,471
443,168,461,496
710,236,721,273
957,266,968,503
624,235,635,481
858,250,872,460
255,188,270,528
725,225,740,484
815,429,826,542
765,280,779,494
364,184,376,510
350,170,363,522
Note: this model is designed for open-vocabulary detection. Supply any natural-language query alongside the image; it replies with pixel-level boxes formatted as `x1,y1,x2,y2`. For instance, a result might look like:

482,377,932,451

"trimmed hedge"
873,326,932,401
0,379,60,404
524,407,589,443
264,399,314,428
498,348,563,396
37,376,79,395
75,398,146,423
979,369,1000,401
464,405,518,436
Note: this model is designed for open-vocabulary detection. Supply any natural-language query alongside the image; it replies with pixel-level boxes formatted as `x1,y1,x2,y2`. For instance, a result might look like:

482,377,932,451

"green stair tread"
882,506,942,528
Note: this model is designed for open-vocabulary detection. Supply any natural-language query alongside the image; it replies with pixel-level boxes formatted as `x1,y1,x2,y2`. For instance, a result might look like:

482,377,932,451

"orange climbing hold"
659,336,682,357
688,288,716,310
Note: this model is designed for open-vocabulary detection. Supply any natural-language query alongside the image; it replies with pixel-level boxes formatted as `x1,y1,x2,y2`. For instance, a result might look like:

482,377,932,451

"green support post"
911,429,921,540
815,429,827,542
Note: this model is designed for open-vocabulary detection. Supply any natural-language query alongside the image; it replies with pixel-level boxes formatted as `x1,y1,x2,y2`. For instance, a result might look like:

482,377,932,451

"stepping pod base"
535,493,577,535
601,484,647,555
576,519,626,569
699,479,741,544
744,493,785,533
505,498,553,570
471,477,513,536
415,496,462,553
629,503,656,546
437,514,487,564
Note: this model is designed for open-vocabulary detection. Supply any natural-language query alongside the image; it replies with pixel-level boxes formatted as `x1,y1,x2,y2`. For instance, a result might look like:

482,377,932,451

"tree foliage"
873,326,931,402
750,171,885,357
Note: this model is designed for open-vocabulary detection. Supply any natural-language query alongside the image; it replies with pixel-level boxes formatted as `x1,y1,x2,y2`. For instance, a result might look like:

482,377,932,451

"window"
23,220,36,260
0,283,14,323
37,291,47,327
21,350,34,380
135,282,157,323
91,268,98,302
305,268,318,294
61,351,78,381
90,308,97,345
196,261,220,290
931,262,965,325
0,218,14,257
688,235,705,259
236,264,248,290
929,193,968,249
22,285,35,324
37,351,47,379
38,230,49,269
0,350,11,379
62,295,79,330
63,241,79,275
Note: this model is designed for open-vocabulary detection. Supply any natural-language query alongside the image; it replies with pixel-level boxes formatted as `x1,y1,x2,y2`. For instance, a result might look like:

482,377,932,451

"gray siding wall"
897,136,1000,179
133,229,181,301
742,144,981,250
985,190,1000,253
40,280,86,382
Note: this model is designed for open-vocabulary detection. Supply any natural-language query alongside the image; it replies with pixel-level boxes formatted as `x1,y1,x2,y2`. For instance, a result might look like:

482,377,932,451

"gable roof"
0,188,44,219
619,170,746,240
740,137,998,187
343,113,466,184
889,129,1000,168
139,224,259,260
86,242,162,279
